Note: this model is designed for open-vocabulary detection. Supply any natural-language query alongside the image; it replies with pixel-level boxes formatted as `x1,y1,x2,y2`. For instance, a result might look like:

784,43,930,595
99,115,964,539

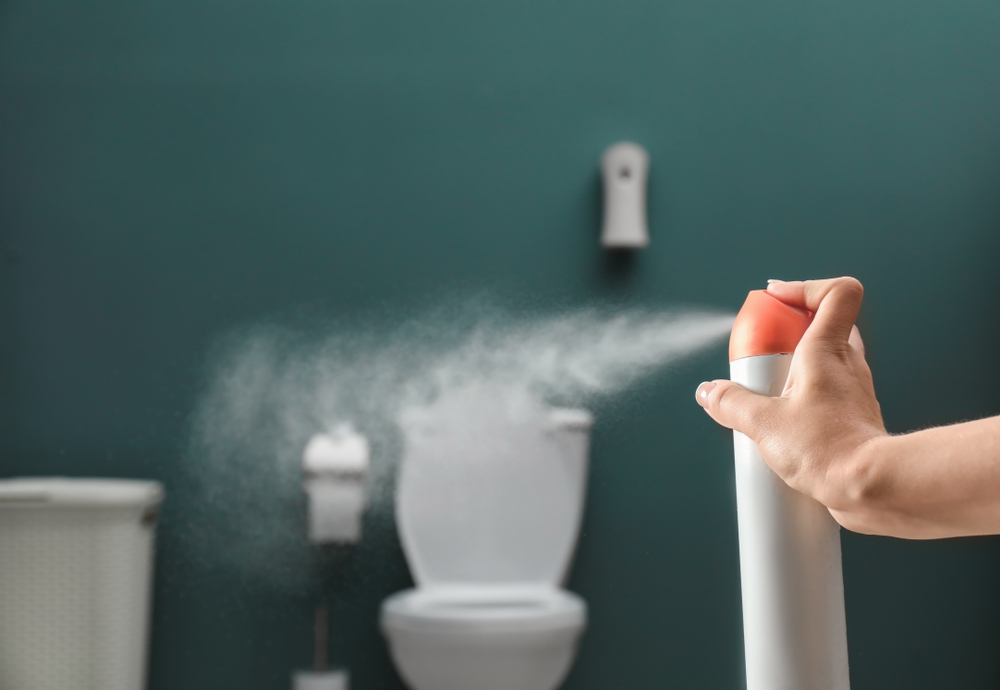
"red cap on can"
729,290,813,362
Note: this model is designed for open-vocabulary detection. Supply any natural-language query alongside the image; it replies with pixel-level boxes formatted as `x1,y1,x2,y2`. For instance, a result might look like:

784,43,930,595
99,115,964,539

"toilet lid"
396,387,590,586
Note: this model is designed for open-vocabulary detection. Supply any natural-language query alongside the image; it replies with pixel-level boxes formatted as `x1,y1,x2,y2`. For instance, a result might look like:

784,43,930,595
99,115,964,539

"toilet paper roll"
293,670,348,690
304,479,366,543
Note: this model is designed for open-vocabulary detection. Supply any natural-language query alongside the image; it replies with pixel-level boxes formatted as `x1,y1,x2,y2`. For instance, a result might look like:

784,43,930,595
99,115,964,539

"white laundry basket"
0,478,164,690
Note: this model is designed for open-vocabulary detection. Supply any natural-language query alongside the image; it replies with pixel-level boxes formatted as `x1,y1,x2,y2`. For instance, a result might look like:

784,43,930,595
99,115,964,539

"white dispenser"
0,478,164,690
600,142,650,249
729,290,850,690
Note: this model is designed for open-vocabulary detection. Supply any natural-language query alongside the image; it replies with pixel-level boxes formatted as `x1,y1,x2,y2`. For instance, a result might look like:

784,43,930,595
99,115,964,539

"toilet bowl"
380,387,592,690
382,585,585,690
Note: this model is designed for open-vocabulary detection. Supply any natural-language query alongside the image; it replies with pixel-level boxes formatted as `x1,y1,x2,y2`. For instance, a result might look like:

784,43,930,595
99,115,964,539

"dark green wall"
3,0,1000,688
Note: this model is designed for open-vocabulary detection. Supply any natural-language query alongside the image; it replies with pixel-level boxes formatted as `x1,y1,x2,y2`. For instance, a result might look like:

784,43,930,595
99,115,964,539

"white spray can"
729,290,850,690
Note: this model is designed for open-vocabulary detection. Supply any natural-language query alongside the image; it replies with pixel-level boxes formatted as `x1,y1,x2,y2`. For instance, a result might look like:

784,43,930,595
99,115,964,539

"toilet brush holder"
293,670,348,690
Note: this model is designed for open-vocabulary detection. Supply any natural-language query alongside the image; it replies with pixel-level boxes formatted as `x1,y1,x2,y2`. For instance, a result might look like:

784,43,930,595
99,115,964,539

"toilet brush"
729,290,851,690
292,607,349,690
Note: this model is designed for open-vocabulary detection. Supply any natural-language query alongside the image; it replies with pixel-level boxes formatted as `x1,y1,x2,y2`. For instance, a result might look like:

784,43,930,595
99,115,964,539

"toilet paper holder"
302,424,370,544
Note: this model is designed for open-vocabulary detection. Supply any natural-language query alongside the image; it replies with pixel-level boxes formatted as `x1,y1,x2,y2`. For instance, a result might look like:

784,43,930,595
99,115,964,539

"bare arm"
695,277,1000,539
846,420,1000,538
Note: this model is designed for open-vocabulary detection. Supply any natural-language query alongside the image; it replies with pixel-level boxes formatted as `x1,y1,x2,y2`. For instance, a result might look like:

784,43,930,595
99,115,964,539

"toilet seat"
381,586,585,637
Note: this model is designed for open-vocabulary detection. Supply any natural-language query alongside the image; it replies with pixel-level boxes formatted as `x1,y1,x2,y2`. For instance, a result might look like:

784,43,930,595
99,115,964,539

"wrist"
825,433,897,530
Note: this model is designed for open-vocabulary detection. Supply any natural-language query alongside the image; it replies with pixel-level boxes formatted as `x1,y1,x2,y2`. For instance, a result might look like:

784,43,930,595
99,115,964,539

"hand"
695,277,889,531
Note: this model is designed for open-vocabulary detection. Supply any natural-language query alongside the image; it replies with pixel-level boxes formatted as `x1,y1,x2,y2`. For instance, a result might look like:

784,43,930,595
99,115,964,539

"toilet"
380,386,592,690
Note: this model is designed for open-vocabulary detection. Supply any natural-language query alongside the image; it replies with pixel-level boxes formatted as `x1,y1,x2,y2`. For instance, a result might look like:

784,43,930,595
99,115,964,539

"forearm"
828,416,1000,539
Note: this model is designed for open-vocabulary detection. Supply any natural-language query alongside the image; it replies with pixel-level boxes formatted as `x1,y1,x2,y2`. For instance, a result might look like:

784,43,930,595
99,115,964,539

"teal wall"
3,0,1000,688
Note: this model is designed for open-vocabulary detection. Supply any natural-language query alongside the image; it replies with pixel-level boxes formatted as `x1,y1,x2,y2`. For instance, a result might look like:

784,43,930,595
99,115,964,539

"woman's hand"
695,277,890,533
696,277,1000,539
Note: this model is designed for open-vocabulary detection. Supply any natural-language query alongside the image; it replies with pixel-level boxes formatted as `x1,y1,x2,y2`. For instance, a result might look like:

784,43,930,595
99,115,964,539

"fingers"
765,279,808,306
768,277,864,345
695,380,782,440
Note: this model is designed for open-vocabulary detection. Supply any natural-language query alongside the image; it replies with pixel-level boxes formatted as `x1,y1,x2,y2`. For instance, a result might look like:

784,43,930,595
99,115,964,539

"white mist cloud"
181,302,734,589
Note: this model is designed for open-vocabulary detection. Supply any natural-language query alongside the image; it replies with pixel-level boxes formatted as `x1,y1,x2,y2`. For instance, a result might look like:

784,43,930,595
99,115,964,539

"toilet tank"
0,478,163,690
396,386,592,587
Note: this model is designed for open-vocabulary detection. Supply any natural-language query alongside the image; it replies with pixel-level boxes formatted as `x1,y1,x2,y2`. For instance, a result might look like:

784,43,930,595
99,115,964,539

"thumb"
695,380,782,441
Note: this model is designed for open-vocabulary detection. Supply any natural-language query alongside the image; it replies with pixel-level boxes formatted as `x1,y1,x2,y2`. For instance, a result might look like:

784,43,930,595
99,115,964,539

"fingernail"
767,278,784,285
696,381,716,404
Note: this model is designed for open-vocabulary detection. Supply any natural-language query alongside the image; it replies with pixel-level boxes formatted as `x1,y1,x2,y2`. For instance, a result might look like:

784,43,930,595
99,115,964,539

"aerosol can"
729,290,850,690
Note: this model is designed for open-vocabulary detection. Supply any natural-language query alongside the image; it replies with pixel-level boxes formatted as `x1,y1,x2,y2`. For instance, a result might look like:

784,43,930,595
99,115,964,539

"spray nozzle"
729,290,813,362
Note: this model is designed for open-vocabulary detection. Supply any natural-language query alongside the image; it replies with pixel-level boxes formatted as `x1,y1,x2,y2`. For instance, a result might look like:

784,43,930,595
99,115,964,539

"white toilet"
380,386,592,690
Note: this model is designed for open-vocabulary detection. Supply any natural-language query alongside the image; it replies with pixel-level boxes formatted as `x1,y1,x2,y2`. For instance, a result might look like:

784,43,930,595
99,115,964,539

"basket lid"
0,478,164,508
